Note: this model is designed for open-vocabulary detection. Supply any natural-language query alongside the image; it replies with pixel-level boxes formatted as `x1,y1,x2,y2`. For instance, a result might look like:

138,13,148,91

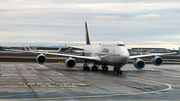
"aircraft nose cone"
119,50,129,64
120,55,129,63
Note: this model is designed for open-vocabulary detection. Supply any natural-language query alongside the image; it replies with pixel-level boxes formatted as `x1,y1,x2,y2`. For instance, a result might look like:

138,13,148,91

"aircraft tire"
105,67,108,71
114,67,117,71
117,70,122,75
83,66,86,71
95,67,98,71
92,66,98,71
102,67,108,71
87,67,89,71
83,66,89,71
120,71,122,75
102,67,105,71
92,66,95,71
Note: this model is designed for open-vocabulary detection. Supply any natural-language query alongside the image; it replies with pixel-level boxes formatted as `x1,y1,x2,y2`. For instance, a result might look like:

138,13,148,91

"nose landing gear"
83,61,89,71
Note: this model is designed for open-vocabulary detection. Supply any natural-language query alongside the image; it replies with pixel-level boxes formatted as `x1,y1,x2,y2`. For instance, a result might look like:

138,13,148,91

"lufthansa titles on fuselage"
101,48,109,53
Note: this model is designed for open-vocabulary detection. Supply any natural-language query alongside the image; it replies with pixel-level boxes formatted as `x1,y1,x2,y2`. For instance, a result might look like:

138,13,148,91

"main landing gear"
102,65,108,71
83,62,98,71
83,62,122,75
92,64,98,71
114,66,122,75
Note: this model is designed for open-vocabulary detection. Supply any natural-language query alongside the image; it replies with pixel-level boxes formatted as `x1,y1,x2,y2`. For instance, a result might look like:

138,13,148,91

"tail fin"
145,51,150,54
57,48,61,52
85,22,91,45
24,47,27,51
69,48,75,53
28,47,31,51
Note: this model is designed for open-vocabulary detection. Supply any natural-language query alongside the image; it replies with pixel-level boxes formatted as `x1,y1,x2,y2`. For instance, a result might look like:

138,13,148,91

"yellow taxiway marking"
127,76,171,93
52,76,171,99
0,75,172,101
24,83,89,88
22,75,172,100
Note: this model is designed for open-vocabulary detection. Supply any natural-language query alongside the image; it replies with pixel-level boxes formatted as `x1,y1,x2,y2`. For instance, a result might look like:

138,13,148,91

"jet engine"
65,58,76,68
152,56,163,66
36,54,46,64
134,58,145,70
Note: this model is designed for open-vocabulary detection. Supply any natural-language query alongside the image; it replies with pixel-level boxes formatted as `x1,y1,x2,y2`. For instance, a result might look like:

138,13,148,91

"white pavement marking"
28,65,56,84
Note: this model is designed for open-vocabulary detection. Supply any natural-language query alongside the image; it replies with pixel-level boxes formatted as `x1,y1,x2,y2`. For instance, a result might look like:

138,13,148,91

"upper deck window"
117,44,125,46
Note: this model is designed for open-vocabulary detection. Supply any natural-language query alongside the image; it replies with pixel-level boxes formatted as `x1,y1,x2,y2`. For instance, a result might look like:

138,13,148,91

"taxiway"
0,62,179,100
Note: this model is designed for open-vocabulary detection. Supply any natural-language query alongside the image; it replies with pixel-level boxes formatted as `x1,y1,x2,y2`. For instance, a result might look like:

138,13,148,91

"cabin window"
117,44,125,46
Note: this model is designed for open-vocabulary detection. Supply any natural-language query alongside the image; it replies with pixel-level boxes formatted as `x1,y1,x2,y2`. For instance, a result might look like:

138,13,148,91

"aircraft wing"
129,52,177,59
44,52,100,61
7,49,100,61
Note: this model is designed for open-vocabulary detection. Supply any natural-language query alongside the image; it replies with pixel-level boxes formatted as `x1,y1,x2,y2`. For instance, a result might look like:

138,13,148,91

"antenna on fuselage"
85,22,91,45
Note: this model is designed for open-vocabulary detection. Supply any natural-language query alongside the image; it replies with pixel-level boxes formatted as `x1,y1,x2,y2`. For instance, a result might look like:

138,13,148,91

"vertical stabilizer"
85,22,91,45
69,47,75,53
57,48,61,52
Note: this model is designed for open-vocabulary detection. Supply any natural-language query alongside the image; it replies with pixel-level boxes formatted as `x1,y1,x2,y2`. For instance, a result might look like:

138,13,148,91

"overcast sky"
0,0,180,49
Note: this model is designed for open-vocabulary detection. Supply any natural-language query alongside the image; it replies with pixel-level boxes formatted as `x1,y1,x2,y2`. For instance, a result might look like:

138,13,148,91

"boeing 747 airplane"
10,22,176,75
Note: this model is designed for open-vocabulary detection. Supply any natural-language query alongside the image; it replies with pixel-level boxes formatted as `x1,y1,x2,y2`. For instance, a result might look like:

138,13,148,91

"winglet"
85,22,91,45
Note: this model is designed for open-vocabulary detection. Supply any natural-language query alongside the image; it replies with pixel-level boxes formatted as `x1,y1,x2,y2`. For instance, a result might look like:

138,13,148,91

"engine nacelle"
134,58,145,70
65,58,76,68
36,54,46,64
152,56,163,66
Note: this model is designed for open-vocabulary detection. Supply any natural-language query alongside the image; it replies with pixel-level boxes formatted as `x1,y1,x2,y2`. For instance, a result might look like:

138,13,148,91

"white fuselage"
84,41,129,66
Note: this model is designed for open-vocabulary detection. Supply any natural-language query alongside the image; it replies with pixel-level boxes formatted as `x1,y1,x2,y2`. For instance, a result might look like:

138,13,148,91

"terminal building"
129,48,171,55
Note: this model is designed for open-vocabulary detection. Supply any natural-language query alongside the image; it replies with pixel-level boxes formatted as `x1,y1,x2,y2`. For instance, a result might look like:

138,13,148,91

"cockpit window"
117,44,125,46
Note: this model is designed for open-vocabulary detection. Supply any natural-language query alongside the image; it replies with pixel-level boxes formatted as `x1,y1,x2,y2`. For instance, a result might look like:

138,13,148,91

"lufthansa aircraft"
12,22,176,75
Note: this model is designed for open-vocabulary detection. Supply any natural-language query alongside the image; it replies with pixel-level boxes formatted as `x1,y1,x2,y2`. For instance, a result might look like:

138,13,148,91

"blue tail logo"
85,22,91,45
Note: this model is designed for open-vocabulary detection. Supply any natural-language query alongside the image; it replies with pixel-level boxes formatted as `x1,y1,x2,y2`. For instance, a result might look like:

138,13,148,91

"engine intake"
65,58,76,68
134,58,145,70
36,54,46,64
152,56,163,66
